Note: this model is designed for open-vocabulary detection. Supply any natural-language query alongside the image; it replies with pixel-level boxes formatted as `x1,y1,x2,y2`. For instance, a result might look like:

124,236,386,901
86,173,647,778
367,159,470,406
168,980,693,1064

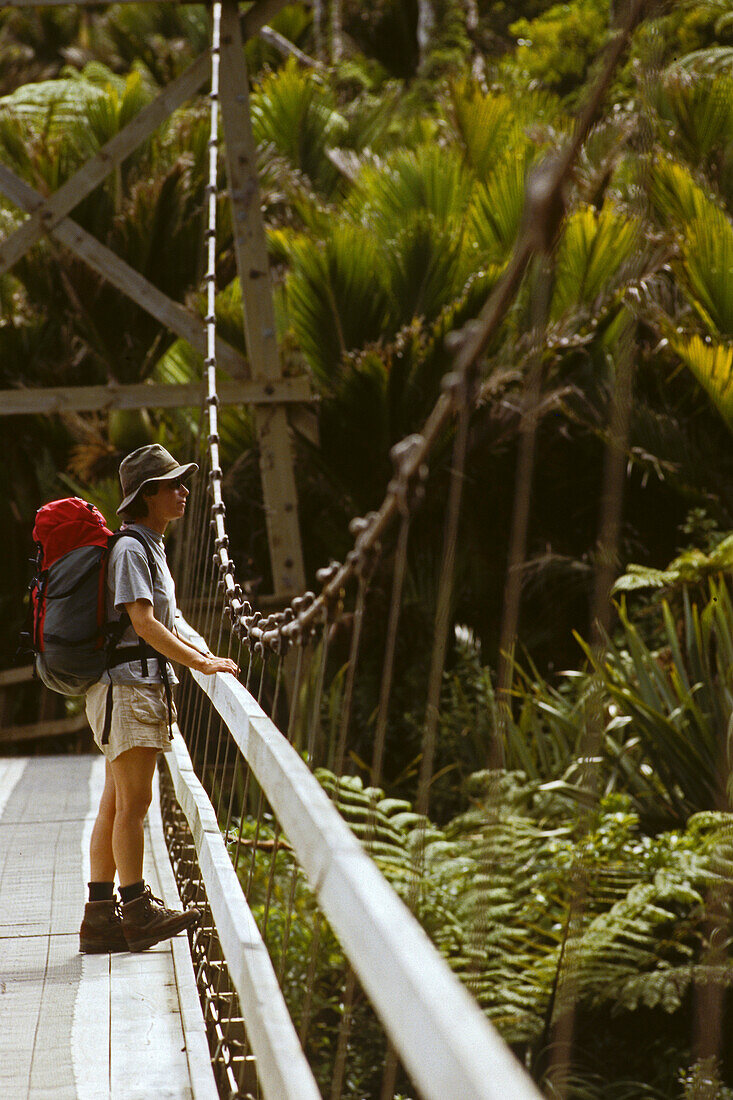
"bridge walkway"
0,755,216,1100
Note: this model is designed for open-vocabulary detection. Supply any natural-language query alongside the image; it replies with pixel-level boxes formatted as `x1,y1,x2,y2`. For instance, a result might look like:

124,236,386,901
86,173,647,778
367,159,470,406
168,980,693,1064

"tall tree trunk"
465,0,487,85
331,0,343,64
465,0,479,33
416,0,436,69
313,0,324,63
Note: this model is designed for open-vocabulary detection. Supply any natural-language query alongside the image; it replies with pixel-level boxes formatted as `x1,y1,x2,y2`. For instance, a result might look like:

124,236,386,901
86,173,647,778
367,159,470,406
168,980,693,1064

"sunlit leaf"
669,335,733,431
551,204,642,319
251,58,346,196
468,147,530,264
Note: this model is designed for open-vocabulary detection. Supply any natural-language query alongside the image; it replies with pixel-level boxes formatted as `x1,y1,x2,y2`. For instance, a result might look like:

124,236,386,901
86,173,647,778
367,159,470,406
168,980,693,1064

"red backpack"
27,497,157,697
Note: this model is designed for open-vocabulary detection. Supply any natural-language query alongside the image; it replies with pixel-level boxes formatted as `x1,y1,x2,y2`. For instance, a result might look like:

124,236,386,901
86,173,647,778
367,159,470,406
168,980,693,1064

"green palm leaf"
650,72,733,163
646,157,733,335
678,211,733,337
646,156,720,231
250,58,346,196
348,142,474,238
468,147,530,264
551,204,642,320
387,211,468,325
96,3,208,85
669,334,733,431
82,69,153,151
447,81,519,181
579,583,733,819
283,224,391,383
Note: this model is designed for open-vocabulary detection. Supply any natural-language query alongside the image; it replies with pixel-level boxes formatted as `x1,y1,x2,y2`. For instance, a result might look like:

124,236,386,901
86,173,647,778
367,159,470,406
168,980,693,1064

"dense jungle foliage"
2,0,733,1096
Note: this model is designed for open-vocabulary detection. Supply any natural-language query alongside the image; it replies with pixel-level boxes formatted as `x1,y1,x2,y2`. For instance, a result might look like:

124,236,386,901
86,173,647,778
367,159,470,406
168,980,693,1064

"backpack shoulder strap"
107,527,158,578
105,528,161,677
102,529,174,746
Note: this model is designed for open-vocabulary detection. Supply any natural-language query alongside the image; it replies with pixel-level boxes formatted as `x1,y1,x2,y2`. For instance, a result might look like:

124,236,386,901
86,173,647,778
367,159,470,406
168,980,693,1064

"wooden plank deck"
0,755,217,1100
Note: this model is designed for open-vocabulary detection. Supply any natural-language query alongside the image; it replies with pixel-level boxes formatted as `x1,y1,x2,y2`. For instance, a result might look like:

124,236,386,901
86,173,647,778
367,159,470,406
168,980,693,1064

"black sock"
119,880,145,904
88,881,115,903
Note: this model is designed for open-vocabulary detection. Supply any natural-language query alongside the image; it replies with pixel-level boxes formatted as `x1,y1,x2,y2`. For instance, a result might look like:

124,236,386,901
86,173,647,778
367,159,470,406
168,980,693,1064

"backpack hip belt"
102,642,174,746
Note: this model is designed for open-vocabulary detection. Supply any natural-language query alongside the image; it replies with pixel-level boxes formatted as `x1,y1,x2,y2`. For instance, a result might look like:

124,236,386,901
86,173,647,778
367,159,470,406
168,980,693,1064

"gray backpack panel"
38,544,107,695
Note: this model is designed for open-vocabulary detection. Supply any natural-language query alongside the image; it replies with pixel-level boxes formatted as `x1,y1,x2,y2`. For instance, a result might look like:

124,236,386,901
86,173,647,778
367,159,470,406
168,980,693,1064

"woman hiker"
79,444,239,953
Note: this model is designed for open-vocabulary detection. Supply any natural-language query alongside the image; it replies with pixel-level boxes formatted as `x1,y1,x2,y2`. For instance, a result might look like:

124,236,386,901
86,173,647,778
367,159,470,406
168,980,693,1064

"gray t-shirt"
103,523,179,686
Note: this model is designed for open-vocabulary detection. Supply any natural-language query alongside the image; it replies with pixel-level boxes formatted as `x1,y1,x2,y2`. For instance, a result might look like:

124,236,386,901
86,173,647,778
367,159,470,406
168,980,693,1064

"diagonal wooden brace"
0,162,249,377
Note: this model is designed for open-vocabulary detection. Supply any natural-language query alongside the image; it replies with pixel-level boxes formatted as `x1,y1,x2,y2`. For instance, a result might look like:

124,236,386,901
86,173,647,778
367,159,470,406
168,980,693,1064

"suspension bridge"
0,0,655,1096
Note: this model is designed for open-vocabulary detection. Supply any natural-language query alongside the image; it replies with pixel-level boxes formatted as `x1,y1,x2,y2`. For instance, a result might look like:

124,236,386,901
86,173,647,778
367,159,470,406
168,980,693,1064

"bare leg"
109,747,159,887
89,760,117,883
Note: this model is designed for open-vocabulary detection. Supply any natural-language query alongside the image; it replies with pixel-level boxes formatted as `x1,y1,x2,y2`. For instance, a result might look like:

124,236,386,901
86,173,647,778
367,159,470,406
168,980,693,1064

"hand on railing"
191,653,239,677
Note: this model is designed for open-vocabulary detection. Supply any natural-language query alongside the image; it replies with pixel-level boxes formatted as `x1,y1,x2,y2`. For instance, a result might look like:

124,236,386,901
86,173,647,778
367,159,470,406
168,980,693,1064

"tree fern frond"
671,46,733,75
0,76,104,140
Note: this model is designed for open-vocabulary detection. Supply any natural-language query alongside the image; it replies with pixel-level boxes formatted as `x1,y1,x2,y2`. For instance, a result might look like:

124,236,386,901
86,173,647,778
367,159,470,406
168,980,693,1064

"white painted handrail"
184,656,543,1100
163,731,321,1100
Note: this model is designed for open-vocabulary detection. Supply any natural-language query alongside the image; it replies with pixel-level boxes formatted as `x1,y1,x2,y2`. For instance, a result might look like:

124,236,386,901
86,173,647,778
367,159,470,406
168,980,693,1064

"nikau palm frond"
551,204,644,321
678,211,733,337
250,58,346,197
579,582,733,820
669,335,733,431
469,147,530,265
650,71,733,164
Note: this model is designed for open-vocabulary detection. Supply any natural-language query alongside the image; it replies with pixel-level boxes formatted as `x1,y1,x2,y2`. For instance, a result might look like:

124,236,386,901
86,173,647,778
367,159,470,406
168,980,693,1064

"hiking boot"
79,899,128,954
121,885,201,952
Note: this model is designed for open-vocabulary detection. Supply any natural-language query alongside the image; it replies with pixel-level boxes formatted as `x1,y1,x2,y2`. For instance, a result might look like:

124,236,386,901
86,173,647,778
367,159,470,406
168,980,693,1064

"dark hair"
121,481,160,522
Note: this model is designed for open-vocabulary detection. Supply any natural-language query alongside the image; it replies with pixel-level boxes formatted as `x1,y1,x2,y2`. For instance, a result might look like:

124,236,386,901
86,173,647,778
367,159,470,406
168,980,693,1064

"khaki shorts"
86,682,177,761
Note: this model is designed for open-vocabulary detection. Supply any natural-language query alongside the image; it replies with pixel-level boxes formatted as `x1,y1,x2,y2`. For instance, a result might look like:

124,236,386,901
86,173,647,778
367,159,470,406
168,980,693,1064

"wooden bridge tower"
0,0,308,598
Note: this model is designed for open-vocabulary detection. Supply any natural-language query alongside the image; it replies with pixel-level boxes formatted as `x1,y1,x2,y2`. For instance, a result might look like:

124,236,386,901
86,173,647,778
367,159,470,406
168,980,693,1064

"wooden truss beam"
5,0,290,14
7,1,204,5
0,378,312,416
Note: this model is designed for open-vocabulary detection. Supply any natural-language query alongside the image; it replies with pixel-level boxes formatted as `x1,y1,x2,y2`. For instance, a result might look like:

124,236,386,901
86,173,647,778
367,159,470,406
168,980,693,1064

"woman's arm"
126,599,238,677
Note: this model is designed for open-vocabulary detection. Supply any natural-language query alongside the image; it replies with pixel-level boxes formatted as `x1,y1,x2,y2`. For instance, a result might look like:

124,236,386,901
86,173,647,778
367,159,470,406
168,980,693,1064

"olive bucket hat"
117,444,198,516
